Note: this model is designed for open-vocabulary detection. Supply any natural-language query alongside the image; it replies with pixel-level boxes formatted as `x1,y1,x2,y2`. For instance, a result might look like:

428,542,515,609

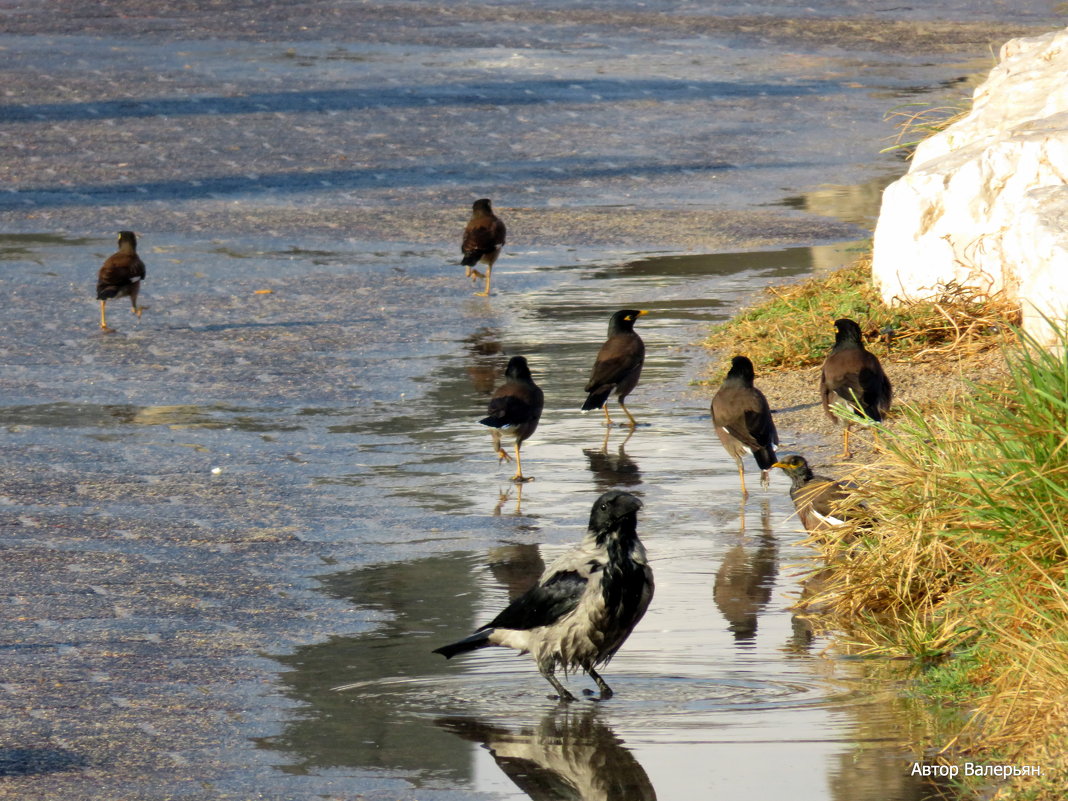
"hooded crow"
820,318,892,458
433,490,653,701
582,310,648,428
772,454,854,533
711,355,778,498
480,355,544,483
461,198,506,297
96,230,146,331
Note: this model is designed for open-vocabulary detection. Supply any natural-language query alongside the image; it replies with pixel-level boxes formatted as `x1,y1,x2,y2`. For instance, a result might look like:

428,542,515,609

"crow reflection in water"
436,707,656,801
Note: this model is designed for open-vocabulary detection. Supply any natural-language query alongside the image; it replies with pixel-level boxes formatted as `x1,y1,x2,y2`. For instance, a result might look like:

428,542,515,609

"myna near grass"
96,230,146,332
480,355,544,483
433,490,653,702
582,309,647,428
711,355,779,498
820,318,892,458
461,198,506,297
772,454,854,534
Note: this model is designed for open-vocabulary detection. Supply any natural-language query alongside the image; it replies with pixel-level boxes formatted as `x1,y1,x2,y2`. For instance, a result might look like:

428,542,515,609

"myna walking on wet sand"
582,309,647,428
772,454,855,534
820,318,892,458
433,490,654,702
96,230,145,331
480,355,544,483
461,198,506,297
711,355,778,498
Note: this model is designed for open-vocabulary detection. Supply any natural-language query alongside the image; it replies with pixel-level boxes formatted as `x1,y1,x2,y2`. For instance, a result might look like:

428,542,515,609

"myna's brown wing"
462,216,506,265
823,348,891,421
793,477,851,525
481,383,543,431
96,253,145,299
584,335,644,393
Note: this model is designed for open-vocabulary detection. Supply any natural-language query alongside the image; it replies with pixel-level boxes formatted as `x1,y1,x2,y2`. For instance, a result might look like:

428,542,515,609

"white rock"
872,27,1068,345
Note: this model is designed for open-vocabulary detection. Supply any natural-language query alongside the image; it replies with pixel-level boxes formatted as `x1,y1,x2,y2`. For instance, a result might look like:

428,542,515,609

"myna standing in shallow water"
772,454,854,534
582,309,647,428
433,490,653,701
461,198,506,297
820,318,892,458
480,355,544,483
711,355,778,498
96,230,145,331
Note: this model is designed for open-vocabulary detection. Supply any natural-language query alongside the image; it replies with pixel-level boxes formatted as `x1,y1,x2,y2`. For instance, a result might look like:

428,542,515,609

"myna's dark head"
117,230,138,250
833,318,864,346
503,355,534,382
726,355,756,384
608,309,647,335
589,489,643,535
472,198,493,215
772,454,813,481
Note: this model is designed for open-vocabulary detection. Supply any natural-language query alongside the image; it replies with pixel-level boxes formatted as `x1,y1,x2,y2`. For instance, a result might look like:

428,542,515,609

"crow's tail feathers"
581,389,611,412
432,629,492,659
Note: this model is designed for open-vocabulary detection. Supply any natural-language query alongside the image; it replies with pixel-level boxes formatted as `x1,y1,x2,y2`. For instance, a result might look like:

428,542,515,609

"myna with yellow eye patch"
773,454,854,534
461,198,506,297
96,230,146,332
480,355,544,483
582,309,647,428
820,318,892,458
711,355,778,498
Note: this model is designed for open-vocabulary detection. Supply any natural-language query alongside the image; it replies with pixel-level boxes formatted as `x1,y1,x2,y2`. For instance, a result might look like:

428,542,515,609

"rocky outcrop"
872,27,1068,345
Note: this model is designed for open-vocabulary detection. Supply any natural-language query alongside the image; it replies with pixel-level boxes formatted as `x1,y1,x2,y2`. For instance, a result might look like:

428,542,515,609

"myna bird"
461,198,506,297
96,230,146,331
820,318,892,458
711,355,779,498
581,309,647,428
772,454,853,533
433,490,653,702
480,355,544,483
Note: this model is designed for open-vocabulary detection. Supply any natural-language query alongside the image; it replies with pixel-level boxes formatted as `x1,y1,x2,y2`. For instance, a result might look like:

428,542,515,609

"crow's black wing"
484,570,587,631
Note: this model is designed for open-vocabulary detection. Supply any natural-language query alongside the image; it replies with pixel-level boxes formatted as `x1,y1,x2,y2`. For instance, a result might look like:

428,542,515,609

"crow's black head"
833,318,864,347
607,309,647,336
588,490,643,534
725,355,755,385
504,355,534,383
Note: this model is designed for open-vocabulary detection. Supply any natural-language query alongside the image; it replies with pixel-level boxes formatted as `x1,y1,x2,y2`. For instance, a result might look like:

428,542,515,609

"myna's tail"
581,389,611,412
753,445,777,471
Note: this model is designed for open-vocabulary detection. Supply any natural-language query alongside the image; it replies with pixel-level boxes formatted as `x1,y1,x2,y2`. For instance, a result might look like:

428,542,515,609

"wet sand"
0,2,1059,799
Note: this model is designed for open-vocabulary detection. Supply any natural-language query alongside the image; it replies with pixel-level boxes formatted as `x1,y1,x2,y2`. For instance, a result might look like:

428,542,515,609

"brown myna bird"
433,490,653,701
820,318,892,458
772,454,853,534
461,198,506,297
480,355,544,483
711,355,779,498
96,230,146,331
582,309,647,428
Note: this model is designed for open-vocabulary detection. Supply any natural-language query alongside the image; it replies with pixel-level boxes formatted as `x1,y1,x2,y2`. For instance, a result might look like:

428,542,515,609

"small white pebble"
211,467,222,474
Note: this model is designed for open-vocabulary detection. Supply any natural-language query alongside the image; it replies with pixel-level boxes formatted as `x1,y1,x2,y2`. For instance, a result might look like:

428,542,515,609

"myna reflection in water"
96,230,146,332
820,318,892,458
461,198,506,297
433,490,653,702
480,355,544,483
582,309,647,428
772,454,855,534
711,355,779,498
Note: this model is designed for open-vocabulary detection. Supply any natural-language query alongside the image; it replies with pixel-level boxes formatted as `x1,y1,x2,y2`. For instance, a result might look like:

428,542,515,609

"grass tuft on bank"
703,256,1019,375
797,326,1068,795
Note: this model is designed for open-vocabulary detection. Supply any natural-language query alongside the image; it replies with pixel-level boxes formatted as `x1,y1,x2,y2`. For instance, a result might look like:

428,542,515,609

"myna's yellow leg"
495,447,511,463
737,461,749,500
100,300,108,330
602,404,613,427
619,400,637,428
512,443,532,483
841,426,852,460
475,265,492,297
760,469,770,491
130,285,142,318
469,266,484,281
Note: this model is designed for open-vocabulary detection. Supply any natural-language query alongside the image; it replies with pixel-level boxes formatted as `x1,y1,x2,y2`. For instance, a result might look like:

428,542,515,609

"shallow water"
0,2,1057,798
